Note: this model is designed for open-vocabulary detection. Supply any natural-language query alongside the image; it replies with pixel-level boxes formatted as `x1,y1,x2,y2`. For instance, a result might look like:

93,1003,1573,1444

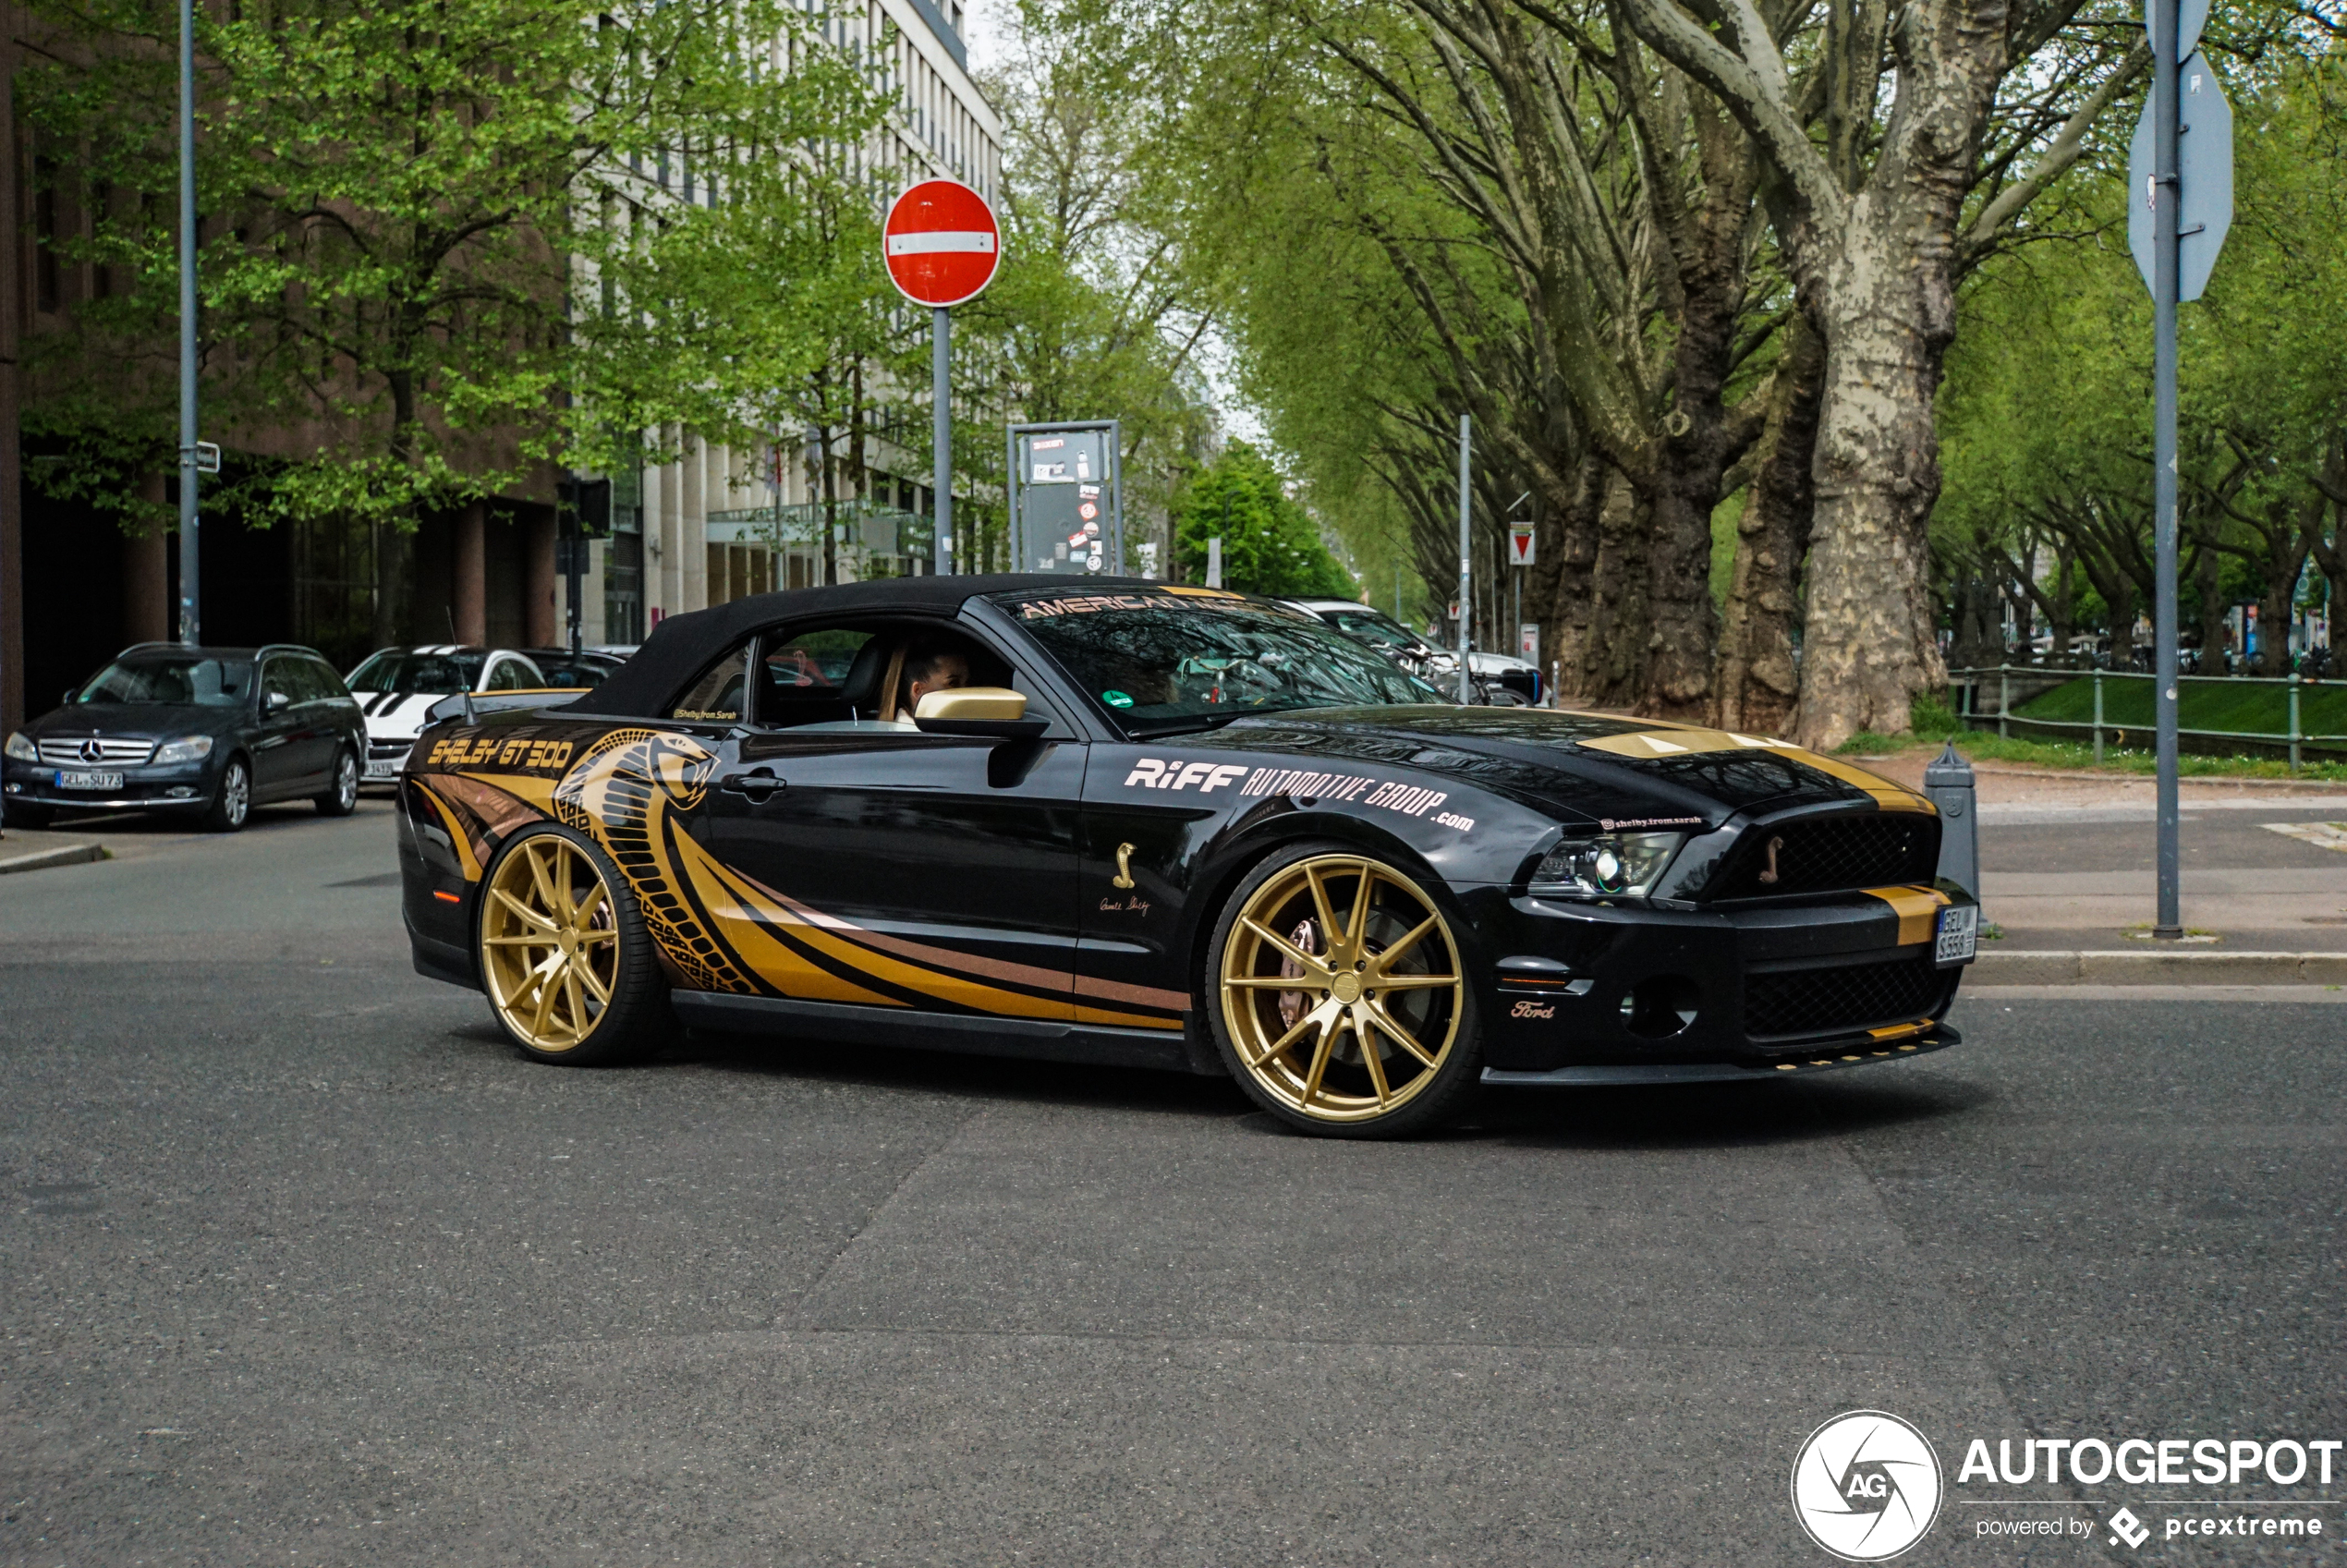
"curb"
0,843,106,876
1973,949,2347,985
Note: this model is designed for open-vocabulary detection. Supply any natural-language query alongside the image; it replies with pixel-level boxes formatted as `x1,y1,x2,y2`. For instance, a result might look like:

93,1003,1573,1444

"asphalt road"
2,805,2342,1565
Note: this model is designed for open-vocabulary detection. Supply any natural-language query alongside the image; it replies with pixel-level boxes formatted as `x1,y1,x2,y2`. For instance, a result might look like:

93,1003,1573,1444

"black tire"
315,748,360,816
6,802,54,830
201,756,251,833
1205,838,1484,1138
476,823,674,1066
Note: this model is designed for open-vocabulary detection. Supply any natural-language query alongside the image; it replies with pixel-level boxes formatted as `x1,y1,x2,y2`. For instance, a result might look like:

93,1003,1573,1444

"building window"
34,157,60,314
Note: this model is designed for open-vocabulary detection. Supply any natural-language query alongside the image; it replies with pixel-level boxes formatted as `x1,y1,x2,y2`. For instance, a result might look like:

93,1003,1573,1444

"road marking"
2262,820,2347,851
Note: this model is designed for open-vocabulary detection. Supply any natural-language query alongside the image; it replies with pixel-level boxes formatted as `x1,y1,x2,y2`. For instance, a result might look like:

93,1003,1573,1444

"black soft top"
565,573,1163,717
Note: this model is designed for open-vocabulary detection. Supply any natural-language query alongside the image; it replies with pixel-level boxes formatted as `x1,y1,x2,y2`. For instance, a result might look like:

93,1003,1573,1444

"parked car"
521,647,630,691
345,646,548,784
1283,600,1542,704
3,642,363,831
396,575,1976,1138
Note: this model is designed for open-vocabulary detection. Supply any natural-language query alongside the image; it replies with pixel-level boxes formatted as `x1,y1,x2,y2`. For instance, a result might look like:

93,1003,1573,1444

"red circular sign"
883,178,1002,308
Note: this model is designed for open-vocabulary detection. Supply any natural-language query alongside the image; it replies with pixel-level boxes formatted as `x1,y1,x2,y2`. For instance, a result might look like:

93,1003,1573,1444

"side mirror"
266,690,291,713
63,687,78,706
912,687,1047,739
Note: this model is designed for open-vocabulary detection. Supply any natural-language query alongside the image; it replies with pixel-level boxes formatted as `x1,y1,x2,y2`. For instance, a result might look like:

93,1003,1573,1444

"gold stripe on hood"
1575,728,1934,814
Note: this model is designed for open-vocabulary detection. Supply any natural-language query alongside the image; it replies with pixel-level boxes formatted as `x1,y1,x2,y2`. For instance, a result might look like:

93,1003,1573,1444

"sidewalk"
0,824,109,875
1845,751,2347,985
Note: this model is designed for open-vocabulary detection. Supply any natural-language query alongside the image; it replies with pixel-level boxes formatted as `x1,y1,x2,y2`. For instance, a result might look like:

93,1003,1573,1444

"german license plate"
1936,905,1978,966
55,770,123,791
364,759,401,779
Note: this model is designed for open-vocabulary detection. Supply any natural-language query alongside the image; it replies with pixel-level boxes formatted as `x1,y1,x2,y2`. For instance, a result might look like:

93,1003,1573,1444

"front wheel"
1207,842,1482,1137
315,748,359,816
477,825,672,1065
201,757,250,833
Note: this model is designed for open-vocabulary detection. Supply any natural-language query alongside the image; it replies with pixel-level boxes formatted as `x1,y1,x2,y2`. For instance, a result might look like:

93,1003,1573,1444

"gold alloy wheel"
480,834,621,1053
1220,854,1465,1124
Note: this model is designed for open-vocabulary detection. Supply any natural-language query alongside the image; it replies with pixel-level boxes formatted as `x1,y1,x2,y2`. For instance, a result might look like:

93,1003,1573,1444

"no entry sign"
883,178,1002,309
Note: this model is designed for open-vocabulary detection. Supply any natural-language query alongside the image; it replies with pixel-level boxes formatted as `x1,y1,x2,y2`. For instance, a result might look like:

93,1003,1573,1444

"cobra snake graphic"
553,728,757,995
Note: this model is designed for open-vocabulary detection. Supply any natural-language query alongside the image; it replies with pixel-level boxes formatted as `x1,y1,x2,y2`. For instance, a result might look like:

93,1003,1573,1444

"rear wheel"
315,748,359,816
1208,842,1481,1137
201,757,250,833
478,825,671,1065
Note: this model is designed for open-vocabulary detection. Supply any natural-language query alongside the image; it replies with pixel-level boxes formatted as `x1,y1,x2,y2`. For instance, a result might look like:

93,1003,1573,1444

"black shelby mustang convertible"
395,575,1977,1137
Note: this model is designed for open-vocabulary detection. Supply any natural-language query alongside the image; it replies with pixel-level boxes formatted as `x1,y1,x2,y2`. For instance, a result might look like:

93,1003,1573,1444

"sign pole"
176,0,200,645
1456,414,1471,704
933,306,952,576
2151,0,2182,938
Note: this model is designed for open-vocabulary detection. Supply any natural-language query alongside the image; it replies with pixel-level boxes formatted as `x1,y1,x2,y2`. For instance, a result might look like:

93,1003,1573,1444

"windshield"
347,650,486,695
1326,610,1423,653
997,589,1445,735
74,654,254,708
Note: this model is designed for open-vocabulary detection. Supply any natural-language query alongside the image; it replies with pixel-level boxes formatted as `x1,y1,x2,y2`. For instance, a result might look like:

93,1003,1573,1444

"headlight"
4,731,35,761
153,735,215,764
1530,832,1687,898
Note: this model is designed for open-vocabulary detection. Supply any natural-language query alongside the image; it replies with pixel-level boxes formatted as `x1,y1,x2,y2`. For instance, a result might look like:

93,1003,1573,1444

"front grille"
36,737,157,766
368,740,410,759
1744,954,1951,1040
1706,814,1938,900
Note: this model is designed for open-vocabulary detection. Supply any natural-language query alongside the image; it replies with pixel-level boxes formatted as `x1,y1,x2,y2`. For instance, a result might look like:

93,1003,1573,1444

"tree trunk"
1538,458,1603,702
1576,469,1648,707
1715,316,1823,735
1792,251,1953,747
2195,536,2227,670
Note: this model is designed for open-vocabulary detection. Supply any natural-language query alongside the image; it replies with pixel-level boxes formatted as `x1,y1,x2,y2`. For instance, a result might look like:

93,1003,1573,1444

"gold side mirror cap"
914,686,1028,722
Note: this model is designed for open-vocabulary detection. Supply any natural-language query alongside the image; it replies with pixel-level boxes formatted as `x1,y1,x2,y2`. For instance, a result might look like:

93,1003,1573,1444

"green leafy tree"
1173,443,1356,598
20,0,882,632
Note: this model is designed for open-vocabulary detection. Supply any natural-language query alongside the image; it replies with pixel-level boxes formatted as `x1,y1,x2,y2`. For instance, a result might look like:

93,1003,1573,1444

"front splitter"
1481,1026,1959,1087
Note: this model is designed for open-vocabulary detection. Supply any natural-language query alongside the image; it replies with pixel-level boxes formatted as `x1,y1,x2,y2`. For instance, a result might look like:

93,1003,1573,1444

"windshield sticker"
1101,690,1135,709
1125,759,1249,793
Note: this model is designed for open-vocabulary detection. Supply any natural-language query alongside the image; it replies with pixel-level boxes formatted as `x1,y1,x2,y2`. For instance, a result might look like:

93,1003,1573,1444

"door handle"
721,767,785,803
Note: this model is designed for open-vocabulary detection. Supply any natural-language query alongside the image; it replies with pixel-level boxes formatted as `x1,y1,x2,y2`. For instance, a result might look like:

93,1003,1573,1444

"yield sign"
1507,523,1536,567
883,178,1001,308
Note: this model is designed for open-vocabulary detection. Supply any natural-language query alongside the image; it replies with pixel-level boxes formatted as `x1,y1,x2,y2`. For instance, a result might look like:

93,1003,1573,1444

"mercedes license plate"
55,769,123,791
1935,905,1978,966
364,759,401,779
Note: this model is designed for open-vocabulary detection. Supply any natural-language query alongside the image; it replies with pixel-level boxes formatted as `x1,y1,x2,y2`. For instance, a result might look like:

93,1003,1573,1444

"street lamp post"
176,0,200,645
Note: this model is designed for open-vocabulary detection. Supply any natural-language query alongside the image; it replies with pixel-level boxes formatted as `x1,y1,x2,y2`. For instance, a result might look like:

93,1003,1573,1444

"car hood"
1173,706,1927,827
26,703,242,740
354,690,460,738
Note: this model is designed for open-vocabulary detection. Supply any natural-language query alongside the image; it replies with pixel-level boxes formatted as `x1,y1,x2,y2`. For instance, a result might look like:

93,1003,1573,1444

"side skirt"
670,991,1193,1075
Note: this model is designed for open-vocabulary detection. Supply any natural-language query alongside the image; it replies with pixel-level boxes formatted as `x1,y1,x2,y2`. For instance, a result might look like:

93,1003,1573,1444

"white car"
345,646,548,782
1283,600,1542,700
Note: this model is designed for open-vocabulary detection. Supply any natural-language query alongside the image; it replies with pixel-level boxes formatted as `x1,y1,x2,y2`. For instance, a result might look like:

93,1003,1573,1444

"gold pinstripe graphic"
669,832,906,1008
409,779,484,881
551,729,760,997
1860,884,1952,946
1575,726,1935,814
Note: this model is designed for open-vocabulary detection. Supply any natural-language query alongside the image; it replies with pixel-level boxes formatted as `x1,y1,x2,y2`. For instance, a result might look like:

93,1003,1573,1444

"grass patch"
1838,694,2347,782
2013,672,2347,740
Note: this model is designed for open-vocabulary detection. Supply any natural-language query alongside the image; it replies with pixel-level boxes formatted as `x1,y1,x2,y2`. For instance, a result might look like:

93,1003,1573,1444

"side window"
261,657,298,709
485,660,521,691
756,626,873,727
670,641,752,723
305,660,347,701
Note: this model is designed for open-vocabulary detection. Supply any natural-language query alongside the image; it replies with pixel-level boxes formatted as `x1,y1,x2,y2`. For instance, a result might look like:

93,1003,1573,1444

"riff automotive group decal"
1125,759,1473,831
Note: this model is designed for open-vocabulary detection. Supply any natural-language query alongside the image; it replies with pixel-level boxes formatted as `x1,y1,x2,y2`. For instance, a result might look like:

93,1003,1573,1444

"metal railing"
1946,664,2347,772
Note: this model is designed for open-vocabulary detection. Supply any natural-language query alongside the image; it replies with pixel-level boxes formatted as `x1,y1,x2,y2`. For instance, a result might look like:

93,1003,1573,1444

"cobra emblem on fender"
552,729,754,994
